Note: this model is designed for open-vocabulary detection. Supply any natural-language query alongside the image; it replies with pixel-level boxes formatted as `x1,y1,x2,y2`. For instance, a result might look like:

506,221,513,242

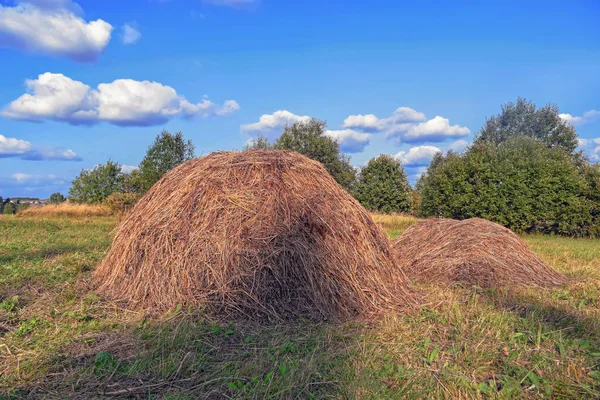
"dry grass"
370,213,419,235
392,217,567,289
95,150,418,322
18,203,111,218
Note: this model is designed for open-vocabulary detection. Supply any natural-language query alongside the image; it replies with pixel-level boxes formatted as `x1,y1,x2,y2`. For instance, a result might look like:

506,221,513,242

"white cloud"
0,134,31,156
342,106,467,145
395,145,441,167
0,133,80,161
579,137,600,161
121,23,141,45
343,107,425,132
214,99,240,116
390,116,470,143
409,166,428,181
0,0,112,62
448,139,469,152
386,107,427,124
324,129,371,153
121,165,138,174
343,114,383,132
21,147,81,161
2,73,239,126
241,110,311,138
559,110,600,126
11,173,65,185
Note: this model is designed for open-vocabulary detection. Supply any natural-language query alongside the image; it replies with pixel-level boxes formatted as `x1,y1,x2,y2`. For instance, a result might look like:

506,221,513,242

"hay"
18,203,111,217
95,150,417,322
392,218,567,289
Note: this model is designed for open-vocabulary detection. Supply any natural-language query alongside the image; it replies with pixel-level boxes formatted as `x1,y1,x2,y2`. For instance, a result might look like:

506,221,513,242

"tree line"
58,98,599,237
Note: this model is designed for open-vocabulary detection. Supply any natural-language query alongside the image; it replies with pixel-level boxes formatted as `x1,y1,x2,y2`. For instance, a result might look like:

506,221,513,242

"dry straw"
393,218,567,289
18,202,111,217
95,150,418,322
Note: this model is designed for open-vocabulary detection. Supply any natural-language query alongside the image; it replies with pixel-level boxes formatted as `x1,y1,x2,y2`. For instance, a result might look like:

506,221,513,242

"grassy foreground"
0,214,599,399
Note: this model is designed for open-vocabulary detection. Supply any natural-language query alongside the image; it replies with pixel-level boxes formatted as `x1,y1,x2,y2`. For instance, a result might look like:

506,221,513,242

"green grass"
1,214,599,399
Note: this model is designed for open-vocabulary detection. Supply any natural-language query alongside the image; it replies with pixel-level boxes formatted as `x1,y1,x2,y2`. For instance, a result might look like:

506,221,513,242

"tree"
138,130,195,192
69,161,124,203
3,202,14,215
48,192,66,204
274,119,357,191
122,169,143,194
418,137,597,236
244,135,272,150
476,97,578,154
355,154,412,213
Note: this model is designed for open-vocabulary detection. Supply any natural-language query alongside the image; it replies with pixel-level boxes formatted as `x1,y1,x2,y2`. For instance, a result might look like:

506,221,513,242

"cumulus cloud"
0,0,112,62
448,139,470,152
214,99,240,116
578,137,600,161
343,107,426,132
11,173,65,185
121,23,141,45
241,110,311,138
0,134,31,156
387,107,427,125
343,106,468,145
559,110,600,126
324,129,371,153
2,73,239,126
21,148,81,161
121,165,138,174
389,116,470,143
343,114,383,132
395,145,441,167
0,133,80,161
405,166,428,183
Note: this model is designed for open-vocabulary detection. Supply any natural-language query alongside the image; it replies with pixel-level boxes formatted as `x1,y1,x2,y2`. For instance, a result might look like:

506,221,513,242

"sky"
0,0,599,198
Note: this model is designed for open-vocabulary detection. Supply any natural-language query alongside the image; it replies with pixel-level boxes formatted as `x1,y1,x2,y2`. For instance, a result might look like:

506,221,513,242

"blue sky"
1,0,599,198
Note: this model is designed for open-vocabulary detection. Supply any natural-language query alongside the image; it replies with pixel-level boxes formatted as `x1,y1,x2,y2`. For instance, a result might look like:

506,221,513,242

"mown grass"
1,214,599,399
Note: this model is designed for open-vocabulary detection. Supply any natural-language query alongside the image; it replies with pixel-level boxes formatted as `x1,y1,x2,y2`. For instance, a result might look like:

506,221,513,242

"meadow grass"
0,214,599,399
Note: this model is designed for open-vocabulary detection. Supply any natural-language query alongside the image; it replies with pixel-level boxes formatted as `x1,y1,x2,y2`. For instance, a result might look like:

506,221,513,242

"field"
1,214,599,399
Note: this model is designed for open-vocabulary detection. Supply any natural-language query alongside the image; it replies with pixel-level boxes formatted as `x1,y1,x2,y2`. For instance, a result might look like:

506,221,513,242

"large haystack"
95,150,417,321
392,218,566,289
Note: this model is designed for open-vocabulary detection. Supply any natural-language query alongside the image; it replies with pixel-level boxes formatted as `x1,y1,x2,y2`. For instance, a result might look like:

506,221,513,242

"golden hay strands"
18,202,111,217
370,213,419,232
392,218,567,289
95,150,419,322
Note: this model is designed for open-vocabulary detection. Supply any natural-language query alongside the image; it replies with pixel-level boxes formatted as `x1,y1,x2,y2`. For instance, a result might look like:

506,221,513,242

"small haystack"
392,218,566,289
95,150,417,321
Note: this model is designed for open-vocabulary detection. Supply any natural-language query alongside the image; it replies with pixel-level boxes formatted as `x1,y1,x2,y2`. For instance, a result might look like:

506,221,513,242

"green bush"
103,192,142,214
3,202,14,215
355,154,412,213
418,137,599,236
49,192,66,204
69,161,125,204
138,130,195,193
